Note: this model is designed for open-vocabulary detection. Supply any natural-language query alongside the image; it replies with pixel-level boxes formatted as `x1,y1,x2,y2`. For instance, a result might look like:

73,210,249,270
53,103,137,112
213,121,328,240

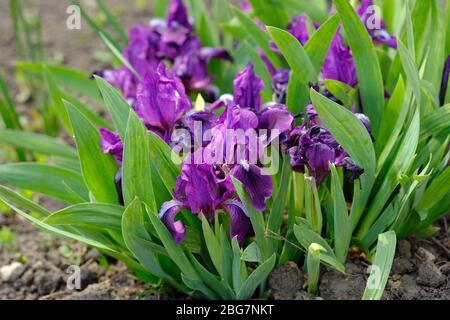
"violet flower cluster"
98,0,389,245
160,63,293,244
96,0,231,104
255,0,396,104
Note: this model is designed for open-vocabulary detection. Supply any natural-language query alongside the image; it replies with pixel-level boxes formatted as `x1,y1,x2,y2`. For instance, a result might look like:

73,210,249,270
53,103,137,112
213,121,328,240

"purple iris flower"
357,0,397,49
160,163,253,244
173,38,232,98
288,104,367,184
134,63,192,143
440,55,450,106
95,0,230,103
99,129,124,205
322,31,357,86
233,63,265,111
99,128,124,165
272,68,290,104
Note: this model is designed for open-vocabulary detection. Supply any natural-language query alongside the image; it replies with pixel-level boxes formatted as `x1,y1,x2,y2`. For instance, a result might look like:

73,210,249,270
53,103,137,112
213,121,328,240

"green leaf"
122,111,156,211
248,0,290,28
146,205,198,281
416,167,450,217
0,72,22,130
357,108,420,238
0,130,77,159
310,89,376,228
61,92,113,131
286,74,309,115
122,198,184,291
282,0,329,23
15,62,102,103
236,254,276,300
232,237,248,293
420,104,450,143
307,243,325,294
330,164,351,264
333,0,385,136
267,156,291,254
45,67,72,134
95,76,131,139
362,231,396,300
293,219,336,259
44,203,123,232
397,40,422,107
0,163,88,203
304,14,340,73
324,79,356,109
0,185,50,217
232,178,268,262
231,6,283,69
95,0,128,44
268,26,316,86
99,32,140,80
241,242,261,263
3,199,116,252
188,252,235,300
200,215,222,276
66,101,119,204
376,77,406,156
181,274,220,300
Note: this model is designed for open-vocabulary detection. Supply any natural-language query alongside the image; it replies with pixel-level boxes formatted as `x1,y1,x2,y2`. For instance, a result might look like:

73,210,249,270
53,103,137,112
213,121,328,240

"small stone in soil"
416,262,446,288
0,262,26,282
62,282,114,300
391,257,416,274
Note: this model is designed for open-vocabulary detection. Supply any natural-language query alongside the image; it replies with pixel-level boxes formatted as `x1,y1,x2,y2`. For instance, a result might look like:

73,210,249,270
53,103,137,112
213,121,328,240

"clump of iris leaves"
0,0,449,300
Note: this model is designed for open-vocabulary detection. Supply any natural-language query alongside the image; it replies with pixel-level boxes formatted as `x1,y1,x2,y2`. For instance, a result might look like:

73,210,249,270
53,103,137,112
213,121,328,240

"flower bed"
0,0,449,300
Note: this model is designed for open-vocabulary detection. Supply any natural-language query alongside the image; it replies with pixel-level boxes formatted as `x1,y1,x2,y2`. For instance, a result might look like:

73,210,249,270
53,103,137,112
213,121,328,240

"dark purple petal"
259,103,294,144
175,164,234,221
355,113,372,135
288,15,310,46
222,199,253,244
440,55,450,106
357,0,397,49
167,0,192,30
159,200,186,244
199,47,233,63
114,168,124,206
233,63,264,111
272,68,290,104
305,142,334,184
233,164,273,212
342,157,364,182
322,32,357,86
134,63,192,142
306,104,323,127
97,67,139,102
99,128,123,165
124,25,161,75
241,0,252,12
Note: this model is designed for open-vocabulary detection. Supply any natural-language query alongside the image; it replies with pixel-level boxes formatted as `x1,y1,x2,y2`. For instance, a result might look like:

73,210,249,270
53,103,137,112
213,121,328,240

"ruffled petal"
233,164,273,212
222,199,254,244
159,200,187,244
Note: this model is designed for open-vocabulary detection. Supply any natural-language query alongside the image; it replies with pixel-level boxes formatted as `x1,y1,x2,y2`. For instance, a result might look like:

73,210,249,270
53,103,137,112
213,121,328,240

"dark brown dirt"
269,215,450,300
0,213,152,300
0,1,159,300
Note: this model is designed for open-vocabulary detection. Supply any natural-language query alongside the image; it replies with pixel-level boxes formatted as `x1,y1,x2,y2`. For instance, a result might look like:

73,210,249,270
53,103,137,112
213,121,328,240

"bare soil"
269,215,450,300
